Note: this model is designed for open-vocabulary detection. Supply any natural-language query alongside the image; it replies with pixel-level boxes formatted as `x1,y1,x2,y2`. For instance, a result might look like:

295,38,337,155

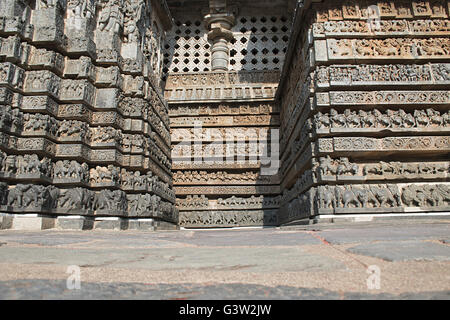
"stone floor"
0,219,449,299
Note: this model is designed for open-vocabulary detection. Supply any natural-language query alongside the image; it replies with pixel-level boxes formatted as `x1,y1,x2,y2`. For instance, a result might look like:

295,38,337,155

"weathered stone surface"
347,241,450,262
11,214,56,231
1,0,449,229
0,0,177,229
276,0,450,225
56,216,94,230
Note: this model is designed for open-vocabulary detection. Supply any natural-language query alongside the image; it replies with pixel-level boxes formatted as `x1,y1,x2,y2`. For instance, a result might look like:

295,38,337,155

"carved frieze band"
169,103,278,117
177,195,281,211
172,161,264,171
281,158,450,206
0,119,172,174
173,170,280,185
315,183,450,214
174,185,281,196
315,63,450,88
313,108,450,134
179,209,278,228
315,38,450,62
170,115,280,128
319,136,450,153
280,182,450,220
0,183,178,222
316,91,450,106
0,132,172,184
171,127,275,143
0,151,175,203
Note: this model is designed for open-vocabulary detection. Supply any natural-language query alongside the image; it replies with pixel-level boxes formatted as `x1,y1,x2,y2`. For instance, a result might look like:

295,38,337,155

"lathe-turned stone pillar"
204,1,235,71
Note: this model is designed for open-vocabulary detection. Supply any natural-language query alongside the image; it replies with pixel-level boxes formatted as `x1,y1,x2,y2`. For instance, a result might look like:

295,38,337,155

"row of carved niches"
165,71,281,89
0,152,175,202
313,18,450,38
179,209,279,228
0,183,178,222
164,84,278,102
313,1,450,22
164,70,280,102
0,0,168,86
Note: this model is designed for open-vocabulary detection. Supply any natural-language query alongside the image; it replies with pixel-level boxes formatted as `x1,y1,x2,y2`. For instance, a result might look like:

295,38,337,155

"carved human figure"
98,0,122,34
123,0,144,43
68,0,93,19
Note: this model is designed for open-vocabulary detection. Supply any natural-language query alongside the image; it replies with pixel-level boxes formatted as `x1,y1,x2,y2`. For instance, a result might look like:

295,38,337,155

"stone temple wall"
0,0,178,230
1,0,448,231
165,1,292,228
277,0,450,225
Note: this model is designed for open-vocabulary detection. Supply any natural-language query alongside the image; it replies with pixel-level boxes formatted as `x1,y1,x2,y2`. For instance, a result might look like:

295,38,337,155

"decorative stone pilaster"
204,7,235,71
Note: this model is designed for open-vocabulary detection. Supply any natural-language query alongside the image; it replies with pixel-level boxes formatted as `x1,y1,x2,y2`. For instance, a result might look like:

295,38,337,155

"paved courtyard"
0,219,449,299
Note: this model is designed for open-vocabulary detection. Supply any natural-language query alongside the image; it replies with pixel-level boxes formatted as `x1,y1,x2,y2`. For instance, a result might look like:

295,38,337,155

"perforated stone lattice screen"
163,15,211,78
163,14,291,77
229,15,291,71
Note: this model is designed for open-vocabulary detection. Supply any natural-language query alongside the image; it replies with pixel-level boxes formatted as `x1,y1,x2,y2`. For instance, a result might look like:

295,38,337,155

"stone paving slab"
347,240,450,262
315,224,450,245
0,246,345,272
0,221,449,299
0,228,323,248
0,280,448,300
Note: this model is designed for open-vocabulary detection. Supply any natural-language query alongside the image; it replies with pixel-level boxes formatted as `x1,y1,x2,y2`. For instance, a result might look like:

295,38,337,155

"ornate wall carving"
2,0,449,229
276,0,450,225
0,0,178,228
